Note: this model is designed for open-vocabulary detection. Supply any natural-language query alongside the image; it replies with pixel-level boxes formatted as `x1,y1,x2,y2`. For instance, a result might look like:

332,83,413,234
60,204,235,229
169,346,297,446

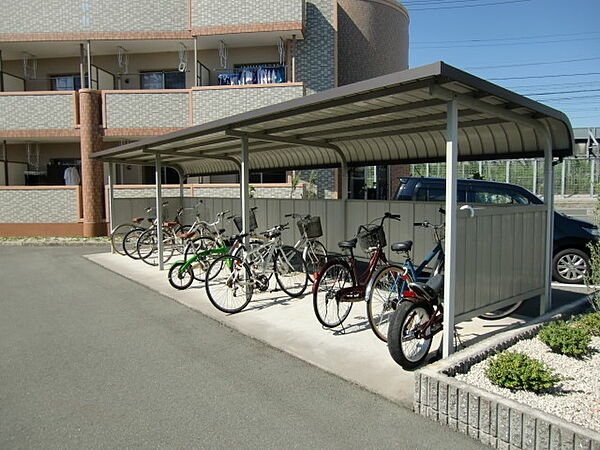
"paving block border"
415,296,600,449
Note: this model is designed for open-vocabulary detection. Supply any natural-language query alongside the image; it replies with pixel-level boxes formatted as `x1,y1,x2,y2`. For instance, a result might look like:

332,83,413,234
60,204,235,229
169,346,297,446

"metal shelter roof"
92,61,574,176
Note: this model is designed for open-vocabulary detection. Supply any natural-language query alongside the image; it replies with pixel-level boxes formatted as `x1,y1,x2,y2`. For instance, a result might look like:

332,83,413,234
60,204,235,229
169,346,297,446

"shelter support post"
2,140,8,186
108,162,115,245
155,154,164,271
442,99,458,358
240,137,250,244
542,130,554,314
176,168,185,209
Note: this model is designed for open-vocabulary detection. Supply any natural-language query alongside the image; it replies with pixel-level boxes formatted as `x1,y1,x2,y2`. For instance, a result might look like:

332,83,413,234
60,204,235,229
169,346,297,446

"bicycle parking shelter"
92,61,574,358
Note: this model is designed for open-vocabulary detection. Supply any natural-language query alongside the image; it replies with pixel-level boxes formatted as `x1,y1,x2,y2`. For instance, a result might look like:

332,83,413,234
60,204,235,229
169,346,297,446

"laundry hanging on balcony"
217,65,286,86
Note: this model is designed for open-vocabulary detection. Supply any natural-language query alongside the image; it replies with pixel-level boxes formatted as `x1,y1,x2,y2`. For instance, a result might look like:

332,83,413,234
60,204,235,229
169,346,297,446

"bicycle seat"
163,222,178,227
391,241,413,253
132,217,144,223
177,231,196,239
338,238,357,249
218,228,226,234
408,274,444,302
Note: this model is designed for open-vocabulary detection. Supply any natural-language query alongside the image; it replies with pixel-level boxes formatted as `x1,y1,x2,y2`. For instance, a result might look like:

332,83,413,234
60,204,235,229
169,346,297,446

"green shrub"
538,321,591,357
486,352,560,392
573,312,600,337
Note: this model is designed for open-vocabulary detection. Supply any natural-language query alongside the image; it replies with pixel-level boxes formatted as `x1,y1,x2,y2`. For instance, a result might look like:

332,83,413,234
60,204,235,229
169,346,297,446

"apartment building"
0,0,409,236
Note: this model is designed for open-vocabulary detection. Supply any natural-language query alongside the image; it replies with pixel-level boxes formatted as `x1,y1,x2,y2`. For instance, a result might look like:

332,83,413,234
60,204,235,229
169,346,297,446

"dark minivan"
394,177,599,284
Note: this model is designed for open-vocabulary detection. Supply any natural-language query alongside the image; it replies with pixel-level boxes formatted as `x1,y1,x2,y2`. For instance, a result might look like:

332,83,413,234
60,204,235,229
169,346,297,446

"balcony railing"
0,83,304,135
0,91,78,131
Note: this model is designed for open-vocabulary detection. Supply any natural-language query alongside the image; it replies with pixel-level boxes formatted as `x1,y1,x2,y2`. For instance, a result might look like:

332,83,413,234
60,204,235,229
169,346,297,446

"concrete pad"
86,252,532,408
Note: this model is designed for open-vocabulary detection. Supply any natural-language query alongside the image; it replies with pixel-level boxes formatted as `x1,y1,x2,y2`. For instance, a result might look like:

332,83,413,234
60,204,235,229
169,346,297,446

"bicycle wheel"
205,255,253,313
367,265,412,343
184,236,218,281
122,228,145,260
313,261,355,328
274,246,309,298
478,301,524,320
111,223,135,256
137,229,175,267
303,240,328,280
167,261,194,290
387,301,433,370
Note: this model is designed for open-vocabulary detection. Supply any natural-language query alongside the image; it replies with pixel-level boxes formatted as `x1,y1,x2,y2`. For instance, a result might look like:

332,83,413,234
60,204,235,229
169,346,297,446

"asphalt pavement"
0,246,485,449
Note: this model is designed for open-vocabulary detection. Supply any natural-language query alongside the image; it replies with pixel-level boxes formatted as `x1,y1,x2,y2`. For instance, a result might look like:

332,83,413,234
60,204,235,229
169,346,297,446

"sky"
405,0,600,129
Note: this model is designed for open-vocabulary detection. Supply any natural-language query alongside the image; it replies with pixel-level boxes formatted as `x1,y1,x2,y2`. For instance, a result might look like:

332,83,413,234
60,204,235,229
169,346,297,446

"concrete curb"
415,296,600,449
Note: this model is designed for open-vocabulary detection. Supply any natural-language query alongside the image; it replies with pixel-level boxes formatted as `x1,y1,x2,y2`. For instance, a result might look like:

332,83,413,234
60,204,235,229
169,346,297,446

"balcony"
0,91,79,137
0,0,304,43
102,83,304,136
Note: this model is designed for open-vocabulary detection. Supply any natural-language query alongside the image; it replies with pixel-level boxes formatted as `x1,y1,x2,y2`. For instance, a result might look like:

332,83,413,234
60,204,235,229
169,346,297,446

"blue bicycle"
364,216,445,342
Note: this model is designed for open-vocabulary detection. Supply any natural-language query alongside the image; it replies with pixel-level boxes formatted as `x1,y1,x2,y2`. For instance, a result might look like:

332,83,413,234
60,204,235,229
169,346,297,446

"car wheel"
552,248,590,284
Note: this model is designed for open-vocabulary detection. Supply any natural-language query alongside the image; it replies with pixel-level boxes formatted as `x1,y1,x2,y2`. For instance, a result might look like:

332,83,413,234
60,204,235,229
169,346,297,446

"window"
415,184,466,202
140,70,185,89
50,75,81,91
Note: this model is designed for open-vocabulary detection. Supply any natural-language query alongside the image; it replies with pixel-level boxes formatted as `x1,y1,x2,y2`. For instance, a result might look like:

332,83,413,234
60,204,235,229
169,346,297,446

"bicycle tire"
313,260,355,328
122,227,146,260
205,254,253,313
387,301,433,370
183,236,218,281
167,261,194,290
274,246,309,298
137,229,175,267
366,265,413,343
303,240,328,281
111,223,135,256
478,301,524,320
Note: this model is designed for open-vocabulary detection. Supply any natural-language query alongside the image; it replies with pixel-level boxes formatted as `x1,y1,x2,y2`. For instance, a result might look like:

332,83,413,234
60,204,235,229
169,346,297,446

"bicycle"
168,210,252,289
204,223,309,313
136,207,190,266
364,217,445,342
312,212,400,330
121,202,169,260
387,274,445,370
285,213,328,280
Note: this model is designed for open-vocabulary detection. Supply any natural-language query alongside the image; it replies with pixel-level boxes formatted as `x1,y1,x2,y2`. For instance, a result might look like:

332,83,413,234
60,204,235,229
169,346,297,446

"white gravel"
456,335,600,433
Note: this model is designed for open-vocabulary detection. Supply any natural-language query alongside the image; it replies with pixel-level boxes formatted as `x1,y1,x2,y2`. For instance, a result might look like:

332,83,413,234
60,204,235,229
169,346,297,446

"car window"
471,188,525,205
509,191,530,205
415,185,466,202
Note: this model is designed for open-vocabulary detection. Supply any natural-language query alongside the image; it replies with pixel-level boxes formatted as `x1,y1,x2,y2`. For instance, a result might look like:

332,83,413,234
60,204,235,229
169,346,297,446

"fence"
412,157,600,197
112,196,547,321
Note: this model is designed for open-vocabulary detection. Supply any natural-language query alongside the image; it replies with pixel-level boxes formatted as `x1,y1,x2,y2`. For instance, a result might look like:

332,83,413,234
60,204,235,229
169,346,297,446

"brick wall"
295,0,336,94
191,0,304,27
104,92,190,129
0,94,76,130
0,188,79,223
111,184,304,200
297,168,337,199
0,0,188,34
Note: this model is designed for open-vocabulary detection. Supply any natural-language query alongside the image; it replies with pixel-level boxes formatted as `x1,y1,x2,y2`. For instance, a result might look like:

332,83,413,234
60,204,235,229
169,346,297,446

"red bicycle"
312,213,401,329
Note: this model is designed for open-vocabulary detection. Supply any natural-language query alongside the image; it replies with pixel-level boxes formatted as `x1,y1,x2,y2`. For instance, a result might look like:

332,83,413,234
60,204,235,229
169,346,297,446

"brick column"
79,89,105,237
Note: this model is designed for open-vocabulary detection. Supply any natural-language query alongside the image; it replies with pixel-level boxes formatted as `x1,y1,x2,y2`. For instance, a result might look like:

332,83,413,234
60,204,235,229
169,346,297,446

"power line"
505,81,600,90
409,0,530,11
524,88,600,96
413,31,600,45
489,72,600,81
413,36,599,49
466,56,600,69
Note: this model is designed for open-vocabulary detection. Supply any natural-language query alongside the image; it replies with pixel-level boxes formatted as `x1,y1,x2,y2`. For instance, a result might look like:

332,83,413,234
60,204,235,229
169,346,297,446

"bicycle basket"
233,209,258,233
297,216,323,239
357,224,386,251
